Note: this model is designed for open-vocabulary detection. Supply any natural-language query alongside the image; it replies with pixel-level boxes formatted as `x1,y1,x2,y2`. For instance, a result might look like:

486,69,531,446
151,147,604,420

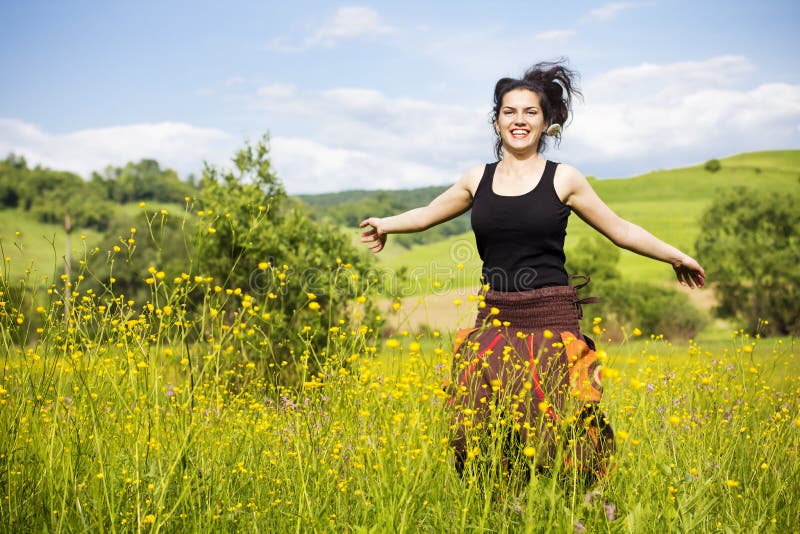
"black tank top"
470,160,571,291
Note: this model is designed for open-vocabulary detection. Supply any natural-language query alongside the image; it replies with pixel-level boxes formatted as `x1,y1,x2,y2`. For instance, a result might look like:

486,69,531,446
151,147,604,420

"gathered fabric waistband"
475,285,582,331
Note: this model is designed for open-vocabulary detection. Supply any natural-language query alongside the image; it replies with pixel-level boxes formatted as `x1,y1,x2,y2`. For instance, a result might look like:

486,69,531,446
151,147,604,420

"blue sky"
1,0,798,193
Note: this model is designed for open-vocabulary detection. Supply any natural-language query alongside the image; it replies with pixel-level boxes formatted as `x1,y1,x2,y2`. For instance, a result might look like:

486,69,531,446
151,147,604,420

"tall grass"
1,207,799,532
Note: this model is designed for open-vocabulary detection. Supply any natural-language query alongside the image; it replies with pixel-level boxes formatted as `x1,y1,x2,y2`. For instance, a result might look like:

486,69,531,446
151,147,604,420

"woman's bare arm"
359,166,482,253
557,164,706,288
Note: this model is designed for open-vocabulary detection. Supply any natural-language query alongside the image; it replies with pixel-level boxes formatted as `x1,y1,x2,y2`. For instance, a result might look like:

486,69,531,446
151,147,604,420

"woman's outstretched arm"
557,164,706,289
359,166,482,253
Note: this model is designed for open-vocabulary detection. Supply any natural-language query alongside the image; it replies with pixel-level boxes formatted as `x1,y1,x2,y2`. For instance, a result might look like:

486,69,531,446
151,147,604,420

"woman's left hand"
673,256,705,289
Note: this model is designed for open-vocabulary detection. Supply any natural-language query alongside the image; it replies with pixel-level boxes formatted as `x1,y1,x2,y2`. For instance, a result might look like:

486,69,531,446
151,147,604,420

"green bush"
194,136,380,376
568,236,707,340
584,280,708,340
695,186,800,335
704,159,721,173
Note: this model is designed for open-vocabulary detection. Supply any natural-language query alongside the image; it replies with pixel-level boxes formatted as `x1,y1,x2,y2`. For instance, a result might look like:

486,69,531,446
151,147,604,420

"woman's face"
495,88,546,154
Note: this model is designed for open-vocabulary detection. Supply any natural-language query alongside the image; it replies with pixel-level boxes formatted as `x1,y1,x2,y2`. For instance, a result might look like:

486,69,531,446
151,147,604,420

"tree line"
300,187,472,247
0,154,197,231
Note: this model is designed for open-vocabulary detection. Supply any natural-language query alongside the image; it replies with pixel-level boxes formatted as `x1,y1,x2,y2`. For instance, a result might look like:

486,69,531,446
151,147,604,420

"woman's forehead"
502,88,541,108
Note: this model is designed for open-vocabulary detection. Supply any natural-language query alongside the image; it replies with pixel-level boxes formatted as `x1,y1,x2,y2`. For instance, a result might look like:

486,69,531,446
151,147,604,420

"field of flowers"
1,214,799,532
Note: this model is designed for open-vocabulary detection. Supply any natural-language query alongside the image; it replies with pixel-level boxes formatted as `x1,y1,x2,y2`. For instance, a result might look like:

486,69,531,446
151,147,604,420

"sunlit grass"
1,200,799,532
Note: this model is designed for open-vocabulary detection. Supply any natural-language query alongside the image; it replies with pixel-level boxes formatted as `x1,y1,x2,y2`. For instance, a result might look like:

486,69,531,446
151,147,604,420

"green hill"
332,150,800,293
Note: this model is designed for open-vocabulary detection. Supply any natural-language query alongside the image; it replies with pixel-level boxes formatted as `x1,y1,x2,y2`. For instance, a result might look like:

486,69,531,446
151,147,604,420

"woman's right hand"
359,217,387,253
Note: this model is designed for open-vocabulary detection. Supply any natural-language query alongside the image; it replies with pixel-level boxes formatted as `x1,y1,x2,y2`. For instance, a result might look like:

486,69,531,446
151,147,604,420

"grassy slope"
0,201,186,280
380,150,800,290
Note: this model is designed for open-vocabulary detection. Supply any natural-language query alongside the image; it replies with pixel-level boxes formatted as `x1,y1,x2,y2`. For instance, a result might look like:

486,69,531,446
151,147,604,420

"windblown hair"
491,59,582,159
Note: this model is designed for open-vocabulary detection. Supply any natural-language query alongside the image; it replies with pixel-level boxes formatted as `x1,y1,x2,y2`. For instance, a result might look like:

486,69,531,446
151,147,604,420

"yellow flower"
633,327,642,336
669,415,681,426
409,342,421,353
543,329,553,339
386,339,400,349
725,480,739,488
523,446,536,458
489,307,500,315
307,292,317,300
308,302,320,311
143,514,156,524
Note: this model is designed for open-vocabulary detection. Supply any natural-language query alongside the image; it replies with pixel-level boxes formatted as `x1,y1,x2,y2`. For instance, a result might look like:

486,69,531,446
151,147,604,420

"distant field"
0,201,188,281
371,150,800,291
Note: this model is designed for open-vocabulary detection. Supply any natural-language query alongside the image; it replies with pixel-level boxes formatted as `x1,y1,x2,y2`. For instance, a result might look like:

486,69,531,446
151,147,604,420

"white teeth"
511,130,528,135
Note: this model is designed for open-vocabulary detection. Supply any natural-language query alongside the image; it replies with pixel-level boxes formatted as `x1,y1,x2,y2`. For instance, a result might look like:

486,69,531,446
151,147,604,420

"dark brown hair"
491,59,582,159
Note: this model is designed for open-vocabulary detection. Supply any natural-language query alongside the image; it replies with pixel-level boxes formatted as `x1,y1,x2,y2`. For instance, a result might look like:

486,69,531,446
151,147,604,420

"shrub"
704,159,721,173
695,186,800,335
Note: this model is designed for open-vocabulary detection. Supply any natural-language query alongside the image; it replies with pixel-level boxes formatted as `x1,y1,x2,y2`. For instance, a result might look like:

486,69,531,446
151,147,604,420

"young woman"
360,60,705,478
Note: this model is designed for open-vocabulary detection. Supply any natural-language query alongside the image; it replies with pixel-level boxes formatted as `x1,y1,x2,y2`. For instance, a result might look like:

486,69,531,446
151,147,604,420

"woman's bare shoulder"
459,164,487,196
553,162,588,203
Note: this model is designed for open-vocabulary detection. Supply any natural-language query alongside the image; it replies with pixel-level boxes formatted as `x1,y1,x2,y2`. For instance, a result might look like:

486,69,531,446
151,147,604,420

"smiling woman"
359,58,705,484
490,61,579,159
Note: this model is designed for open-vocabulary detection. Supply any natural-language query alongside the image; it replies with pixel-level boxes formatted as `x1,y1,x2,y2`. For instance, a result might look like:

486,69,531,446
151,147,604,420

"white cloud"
557,56,800,174
271,137,451,193
257,83,296,98
535,29,576,42
224,76,246,87
587,2,653,21
3,56,797,197
0,119,234,179
251,85,493,192
269,6,394,52
254,55,800,190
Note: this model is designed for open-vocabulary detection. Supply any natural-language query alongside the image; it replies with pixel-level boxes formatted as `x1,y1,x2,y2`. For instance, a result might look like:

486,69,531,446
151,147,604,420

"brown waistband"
475,285,582,330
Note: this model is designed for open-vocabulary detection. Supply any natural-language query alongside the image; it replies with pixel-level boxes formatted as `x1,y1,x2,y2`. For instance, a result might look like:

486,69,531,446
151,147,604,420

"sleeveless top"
470,160,571,291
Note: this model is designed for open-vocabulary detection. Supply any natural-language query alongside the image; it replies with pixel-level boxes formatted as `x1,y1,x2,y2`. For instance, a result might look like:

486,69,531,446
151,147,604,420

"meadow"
377,150,800,291
2,151,799,532
2,239,799,532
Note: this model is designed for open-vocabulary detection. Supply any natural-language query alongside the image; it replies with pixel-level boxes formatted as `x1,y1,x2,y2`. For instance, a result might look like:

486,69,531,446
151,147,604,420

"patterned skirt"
448,284,614,478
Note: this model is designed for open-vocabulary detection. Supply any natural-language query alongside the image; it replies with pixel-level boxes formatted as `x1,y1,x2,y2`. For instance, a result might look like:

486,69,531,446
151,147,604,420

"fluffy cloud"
254,84,493,192
257,55,800,190
587,2,653,21
0,119,234,178
2,56,797,194
558,55,800,174
271,137,454,193
269,6,393,52
534,29,577,42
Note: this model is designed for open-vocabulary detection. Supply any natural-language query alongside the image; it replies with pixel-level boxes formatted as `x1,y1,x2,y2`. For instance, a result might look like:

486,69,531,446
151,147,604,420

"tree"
704,159,721,173
695,186,800,335
195,136,379,374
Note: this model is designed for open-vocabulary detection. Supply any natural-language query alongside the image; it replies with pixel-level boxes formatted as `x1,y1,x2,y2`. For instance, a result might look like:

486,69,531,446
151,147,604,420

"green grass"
0,210,104,280
378,150,800,291
0,201,190,281
1,184,799,532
